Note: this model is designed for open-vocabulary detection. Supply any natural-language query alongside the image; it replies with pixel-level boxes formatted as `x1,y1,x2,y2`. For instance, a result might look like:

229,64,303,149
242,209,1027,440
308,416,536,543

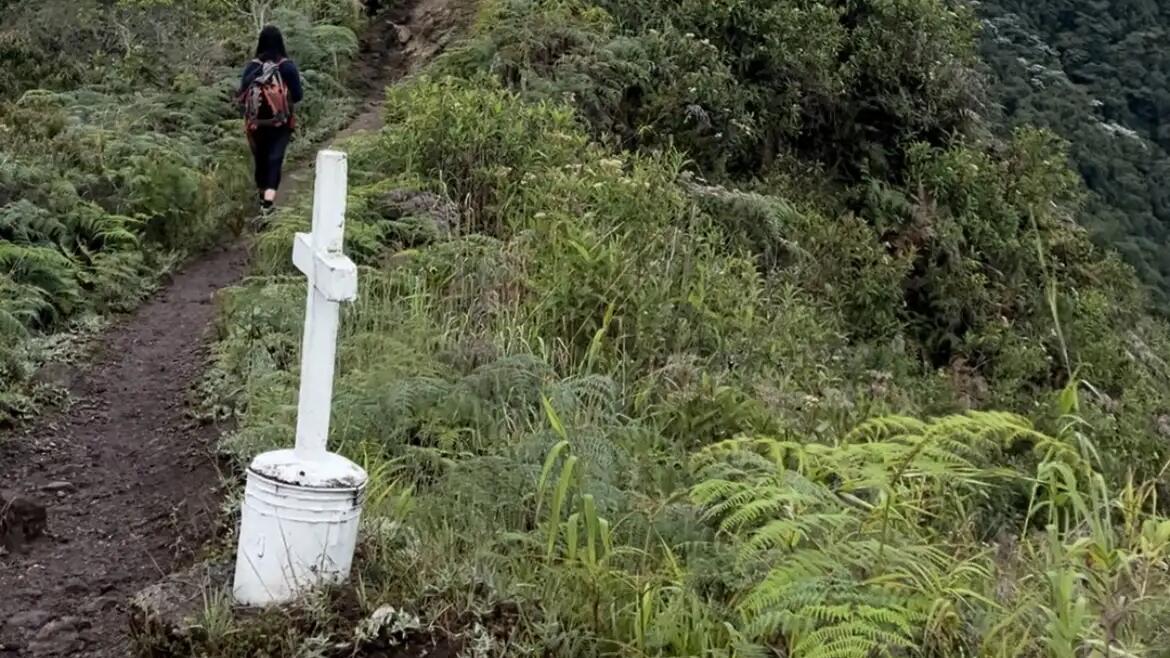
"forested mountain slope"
978,0,1170,310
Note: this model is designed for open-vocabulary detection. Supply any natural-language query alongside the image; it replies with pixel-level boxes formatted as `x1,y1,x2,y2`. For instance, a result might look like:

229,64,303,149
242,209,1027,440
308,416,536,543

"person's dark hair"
255,25,288,62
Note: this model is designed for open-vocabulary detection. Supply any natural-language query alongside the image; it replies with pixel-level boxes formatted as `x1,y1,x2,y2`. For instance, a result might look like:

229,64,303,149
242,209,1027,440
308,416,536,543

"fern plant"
692,408,1170,657
691,412,1050,656
0,242,81,325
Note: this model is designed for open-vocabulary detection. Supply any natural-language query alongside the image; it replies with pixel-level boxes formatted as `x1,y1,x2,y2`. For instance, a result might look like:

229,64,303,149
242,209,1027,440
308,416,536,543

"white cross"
291,150,358,462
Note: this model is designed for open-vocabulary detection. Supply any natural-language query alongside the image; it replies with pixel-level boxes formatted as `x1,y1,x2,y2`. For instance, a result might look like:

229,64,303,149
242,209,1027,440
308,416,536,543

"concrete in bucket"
233,449,368,606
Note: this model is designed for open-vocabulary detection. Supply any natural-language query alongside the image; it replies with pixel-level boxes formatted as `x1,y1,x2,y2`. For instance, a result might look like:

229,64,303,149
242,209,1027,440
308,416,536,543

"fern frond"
843,414,928,444
739,512,854,557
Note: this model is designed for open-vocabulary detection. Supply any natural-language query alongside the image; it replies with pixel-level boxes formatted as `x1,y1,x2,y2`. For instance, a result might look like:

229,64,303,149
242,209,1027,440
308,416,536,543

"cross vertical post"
291,150,357,462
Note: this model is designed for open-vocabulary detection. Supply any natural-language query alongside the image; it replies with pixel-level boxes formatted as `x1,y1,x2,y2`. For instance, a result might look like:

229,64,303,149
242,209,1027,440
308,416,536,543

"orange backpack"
240,59,294,132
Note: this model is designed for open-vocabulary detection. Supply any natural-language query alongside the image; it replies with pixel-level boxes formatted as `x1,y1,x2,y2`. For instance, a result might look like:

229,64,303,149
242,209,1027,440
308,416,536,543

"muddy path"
0,2,467,655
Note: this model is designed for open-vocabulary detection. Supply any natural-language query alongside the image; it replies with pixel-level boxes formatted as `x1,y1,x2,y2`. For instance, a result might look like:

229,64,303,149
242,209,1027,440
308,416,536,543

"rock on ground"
0,489,46,551
128,560,232,652
373,189,462,238
27,617,88,656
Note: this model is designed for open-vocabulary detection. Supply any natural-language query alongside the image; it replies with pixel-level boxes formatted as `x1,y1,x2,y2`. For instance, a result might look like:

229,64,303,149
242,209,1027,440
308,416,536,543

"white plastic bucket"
232,452,367,606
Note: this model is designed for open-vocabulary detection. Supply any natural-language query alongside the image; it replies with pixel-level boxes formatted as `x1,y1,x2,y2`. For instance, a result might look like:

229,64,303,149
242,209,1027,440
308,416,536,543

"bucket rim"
247,466,368,493
247,449,369,491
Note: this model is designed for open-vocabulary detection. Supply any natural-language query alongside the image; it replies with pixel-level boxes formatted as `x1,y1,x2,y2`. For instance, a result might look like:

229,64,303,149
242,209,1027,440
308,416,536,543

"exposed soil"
0,2,469,655
0,242,246,658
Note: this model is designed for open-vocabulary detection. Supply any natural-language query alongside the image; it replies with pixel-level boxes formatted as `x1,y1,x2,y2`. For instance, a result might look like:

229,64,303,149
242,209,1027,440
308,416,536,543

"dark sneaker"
249,200,275,231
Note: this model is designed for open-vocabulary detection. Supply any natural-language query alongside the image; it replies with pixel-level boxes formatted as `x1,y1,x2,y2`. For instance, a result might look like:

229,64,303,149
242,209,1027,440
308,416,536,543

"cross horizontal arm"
293,232,358,302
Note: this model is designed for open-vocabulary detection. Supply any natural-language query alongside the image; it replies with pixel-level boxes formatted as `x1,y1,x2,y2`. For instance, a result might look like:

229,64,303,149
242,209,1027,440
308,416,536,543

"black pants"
248,127,292,191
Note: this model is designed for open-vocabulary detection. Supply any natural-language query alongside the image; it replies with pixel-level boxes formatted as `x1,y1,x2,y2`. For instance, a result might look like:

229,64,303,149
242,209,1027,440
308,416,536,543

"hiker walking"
238,25,303,214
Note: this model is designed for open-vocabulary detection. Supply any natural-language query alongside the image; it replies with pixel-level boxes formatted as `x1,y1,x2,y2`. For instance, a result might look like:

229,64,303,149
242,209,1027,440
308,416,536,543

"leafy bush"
438,1,752,174
453,0,979,181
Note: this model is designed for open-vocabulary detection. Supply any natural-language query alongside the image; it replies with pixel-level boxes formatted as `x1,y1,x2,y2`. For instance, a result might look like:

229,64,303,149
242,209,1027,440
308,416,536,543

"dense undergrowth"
187,0,1170,656
0,0,364,424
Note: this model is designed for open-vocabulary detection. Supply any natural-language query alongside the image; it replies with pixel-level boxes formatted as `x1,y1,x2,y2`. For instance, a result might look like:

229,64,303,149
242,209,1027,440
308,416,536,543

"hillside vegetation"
0,0,362,423
187,0,1170,656
978,0,1170,312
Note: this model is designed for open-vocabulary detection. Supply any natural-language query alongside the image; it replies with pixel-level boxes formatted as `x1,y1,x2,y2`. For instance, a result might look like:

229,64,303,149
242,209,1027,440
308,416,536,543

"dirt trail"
0,2,466,655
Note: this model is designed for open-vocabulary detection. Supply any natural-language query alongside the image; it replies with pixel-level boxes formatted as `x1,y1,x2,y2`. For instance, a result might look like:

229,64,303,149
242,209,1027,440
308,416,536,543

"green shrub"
440,0,753,174
356,74,587,232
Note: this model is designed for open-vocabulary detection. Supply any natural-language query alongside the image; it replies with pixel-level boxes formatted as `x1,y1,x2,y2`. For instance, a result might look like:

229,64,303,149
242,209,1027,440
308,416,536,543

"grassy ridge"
193,0,1170,652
